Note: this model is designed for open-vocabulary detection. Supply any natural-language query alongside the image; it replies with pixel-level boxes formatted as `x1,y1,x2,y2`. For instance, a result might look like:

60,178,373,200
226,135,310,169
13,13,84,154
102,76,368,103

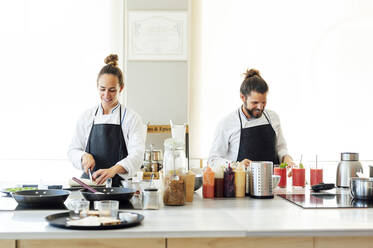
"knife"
88,169,93,182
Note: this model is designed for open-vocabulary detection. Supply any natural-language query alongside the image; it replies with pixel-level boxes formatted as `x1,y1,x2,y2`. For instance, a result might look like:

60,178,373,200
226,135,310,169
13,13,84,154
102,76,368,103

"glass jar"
163,138,187,178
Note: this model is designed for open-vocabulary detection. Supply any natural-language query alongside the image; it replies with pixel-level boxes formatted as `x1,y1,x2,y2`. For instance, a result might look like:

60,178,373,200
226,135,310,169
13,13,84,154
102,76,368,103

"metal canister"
142,188,160,210
249,161,273,199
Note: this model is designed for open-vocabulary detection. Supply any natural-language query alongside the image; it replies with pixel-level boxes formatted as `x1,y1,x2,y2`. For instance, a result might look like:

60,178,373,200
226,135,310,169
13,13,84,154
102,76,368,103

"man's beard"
244,103,263,119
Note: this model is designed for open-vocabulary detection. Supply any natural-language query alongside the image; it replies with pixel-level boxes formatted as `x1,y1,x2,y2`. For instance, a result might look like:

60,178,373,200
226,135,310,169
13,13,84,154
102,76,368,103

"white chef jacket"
208,107,289,167
67,103,145,179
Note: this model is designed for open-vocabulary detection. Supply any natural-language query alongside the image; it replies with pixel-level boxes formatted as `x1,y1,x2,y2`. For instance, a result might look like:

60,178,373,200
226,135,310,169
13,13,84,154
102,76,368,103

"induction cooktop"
278,189,373,209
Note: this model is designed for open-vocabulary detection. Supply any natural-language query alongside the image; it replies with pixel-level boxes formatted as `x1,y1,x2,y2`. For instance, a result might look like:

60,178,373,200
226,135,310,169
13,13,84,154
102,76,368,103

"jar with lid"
163,138,187,177
162,138,186,206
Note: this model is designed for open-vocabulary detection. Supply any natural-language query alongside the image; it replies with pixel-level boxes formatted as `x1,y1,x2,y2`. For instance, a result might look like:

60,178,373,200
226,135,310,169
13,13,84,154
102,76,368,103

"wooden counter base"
5,237,371,248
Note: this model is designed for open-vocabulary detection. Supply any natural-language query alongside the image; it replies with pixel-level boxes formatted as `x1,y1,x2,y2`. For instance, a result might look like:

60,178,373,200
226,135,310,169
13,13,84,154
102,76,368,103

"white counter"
1,188,373,239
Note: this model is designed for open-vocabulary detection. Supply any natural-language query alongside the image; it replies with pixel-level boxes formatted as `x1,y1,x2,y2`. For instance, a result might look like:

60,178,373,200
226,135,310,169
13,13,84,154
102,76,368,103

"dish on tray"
45,211,144,230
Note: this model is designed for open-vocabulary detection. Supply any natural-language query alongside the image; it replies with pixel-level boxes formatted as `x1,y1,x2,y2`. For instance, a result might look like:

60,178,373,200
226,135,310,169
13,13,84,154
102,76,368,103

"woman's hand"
92,165,127,185
240,159,252,168
81,153,95,174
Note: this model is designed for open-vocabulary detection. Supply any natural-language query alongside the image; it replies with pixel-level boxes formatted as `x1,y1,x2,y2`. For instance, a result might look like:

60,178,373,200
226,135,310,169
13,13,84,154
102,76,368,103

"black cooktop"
278,189,373,208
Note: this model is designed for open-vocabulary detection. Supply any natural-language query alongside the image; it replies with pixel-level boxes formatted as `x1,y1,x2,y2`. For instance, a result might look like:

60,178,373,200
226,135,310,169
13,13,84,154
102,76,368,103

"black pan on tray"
80,187,135,201
12,189,70,207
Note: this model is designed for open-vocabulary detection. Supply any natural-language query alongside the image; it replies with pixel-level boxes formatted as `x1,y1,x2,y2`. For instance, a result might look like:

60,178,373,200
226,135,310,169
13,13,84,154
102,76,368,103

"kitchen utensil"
249,161,274,199
336,152,363,187
45,211,144,230
11,189,70,207
350,177,373,200
311,183,335,192
88,169,93,182
81,187,136,202
72,177,104,194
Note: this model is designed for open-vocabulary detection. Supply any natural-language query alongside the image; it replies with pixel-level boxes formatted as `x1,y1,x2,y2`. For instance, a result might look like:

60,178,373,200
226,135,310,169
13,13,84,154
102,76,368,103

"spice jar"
235,164,245,198
224,164,235,197
214,165,225,198
203,166,214,198
184,170,195,202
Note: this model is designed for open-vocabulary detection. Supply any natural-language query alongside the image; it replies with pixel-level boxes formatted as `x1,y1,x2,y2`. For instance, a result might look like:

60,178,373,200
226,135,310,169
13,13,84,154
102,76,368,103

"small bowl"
194,174,203,191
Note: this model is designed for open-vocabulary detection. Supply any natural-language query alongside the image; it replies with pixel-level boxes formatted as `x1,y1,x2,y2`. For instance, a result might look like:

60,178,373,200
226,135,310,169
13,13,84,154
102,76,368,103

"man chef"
208,68,295,169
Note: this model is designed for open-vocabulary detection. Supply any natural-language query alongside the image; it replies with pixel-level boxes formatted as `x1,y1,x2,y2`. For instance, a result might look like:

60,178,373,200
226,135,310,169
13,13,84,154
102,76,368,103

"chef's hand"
282,155,296,177
93,165,127,185
240,159,252,168
81,153,95,174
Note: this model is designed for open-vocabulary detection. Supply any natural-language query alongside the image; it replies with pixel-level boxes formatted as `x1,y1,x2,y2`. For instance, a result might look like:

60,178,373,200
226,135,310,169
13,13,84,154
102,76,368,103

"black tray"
45,211,144,230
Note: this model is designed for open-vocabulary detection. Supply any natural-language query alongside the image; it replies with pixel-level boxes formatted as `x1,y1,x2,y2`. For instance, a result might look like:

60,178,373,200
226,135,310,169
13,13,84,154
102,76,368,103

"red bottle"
203,166,215,198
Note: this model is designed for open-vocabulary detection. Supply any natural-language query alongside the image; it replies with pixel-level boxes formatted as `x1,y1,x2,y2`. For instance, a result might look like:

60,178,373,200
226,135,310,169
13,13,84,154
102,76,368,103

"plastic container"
184,170,195,202
203,166,215,198
214,165,225,198
224,164,235,197
235,164,245,197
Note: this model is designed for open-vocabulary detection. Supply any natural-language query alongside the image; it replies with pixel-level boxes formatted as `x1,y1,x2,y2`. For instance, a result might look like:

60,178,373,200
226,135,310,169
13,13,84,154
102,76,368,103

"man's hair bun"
104,54,118,67
243,68,261,79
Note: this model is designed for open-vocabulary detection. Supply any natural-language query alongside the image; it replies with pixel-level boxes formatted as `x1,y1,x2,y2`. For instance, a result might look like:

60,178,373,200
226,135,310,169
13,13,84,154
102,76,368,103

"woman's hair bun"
104,54,118,67
243,68,261,79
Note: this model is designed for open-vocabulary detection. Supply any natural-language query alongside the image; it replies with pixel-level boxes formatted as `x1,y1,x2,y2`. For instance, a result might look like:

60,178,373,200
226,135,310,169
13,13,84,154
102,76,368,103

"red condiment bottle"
203,166,215,198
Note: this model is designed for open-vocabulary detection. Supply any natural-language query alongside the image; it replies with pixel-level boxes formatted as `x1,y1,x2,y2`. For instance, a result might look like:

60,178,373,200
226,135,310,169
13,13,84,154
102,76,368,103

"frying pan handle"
72,177,98,193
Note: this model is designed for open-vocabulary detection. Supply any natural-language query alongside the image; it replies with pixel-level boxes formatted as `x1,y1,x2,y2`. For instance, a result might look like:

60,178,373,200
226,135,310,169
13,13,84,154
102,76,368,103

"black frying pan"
81,187,135,201
12,189,70,207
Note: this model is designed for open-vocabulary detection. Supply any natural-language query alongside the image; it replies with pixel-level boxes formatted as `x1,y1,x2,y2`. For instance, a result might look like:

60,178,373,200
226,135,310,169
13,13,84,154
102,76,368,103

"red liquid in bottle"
310,168,323,186
292,168,305,187
273,167,287,188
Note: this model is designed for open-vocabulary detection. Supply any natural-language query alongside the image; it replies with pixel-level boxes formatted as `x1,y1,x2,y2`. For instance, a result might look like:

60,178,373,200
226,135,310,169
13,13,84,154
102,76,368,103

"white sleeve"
67,114,88,171
207,120,232,167
116,113,145,179
271,113,289,162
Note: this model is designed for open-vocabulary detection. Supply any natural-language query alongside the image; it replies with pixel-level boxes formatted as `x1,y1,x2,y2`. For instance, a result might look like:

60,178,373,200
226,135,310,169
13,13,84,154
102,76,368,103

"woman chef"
208,68,295,168
68,54,145,187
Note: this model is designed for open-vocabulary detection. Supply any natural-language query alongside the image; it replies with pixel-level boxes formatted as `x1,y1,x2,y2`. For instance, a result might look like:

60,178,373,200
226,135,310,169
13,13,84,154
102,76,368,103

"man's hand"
240,159,252,168
81,153,95,174
282,155,296,177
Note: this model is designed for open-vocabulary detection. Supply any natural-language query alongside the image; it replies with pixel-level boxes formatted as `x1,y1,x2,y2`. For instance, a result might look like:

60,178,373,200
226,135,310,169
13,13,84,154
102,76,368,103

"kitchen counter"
1,188,373,241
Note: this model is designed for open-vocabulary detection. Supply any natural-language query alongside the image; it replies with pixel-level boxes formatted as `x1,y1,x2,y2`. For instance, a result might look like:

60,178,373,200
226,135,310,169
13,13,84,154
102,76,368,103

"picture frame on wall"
128,11,188,61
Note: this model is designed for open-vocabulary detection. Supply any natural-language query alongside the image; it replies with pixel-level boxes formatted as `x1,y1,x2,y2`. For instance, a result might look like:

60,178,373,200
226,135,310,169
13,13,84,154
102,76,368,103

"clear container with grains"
162,138,186,206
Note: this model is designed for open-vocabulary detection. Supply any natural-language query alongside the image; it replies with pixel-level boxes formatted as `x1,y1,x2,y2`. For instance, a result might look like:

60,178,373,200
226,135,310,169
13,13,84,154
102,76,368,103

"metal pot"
350,177,373,200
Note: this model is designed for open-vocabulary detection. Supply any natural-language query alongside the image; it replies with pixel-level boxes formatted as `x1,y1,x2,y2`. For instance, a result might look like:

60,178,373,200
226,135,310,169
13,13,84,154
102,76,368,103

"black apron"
81,105,128,187
236,108,280,164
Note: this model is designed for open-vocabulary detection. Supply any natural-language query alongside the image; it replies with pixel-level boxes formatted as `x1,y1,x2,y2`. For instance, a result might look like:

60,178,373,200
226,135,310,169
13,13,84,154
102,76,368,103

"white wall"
190,0,373,165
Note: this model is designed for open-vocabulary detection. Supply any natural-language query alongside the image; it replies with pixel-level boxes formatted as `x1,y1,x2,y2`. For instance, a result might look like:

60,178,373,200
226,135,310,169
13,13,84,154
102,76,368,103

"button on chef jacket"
68,103,146,179
208,108,289,167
